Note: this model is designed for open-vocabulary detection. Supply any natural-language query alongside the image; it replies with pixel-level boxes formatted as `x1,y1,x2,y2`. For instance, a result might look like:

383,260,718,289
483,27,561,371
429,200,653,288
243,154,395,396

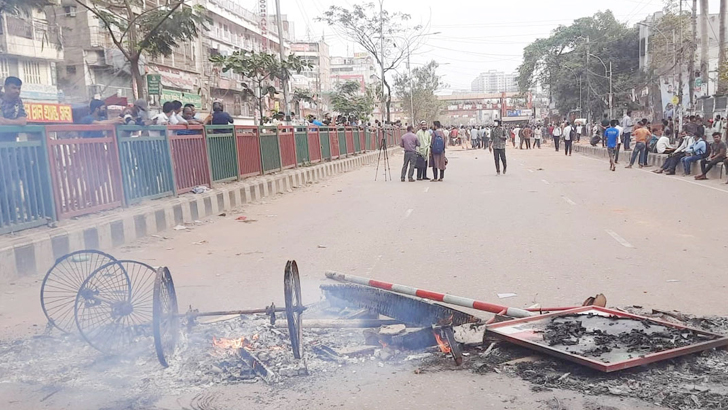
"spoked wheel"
284,260,304,359
40,250,117,333
74,260,156,355
153,266,179,367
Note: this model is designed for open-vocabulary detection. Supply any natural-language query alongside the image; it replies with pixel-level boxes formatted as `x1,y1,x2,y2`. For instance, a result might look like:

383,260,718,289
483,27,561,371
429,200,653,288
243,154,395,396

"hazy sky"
267,0,721,92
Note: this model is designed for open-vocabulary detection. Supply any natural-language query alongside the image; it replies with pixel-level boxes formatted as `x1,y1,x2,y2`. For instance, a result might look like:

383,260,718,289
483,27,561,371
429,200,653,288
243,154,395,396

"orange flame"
212,336,255,350
433,332,451,354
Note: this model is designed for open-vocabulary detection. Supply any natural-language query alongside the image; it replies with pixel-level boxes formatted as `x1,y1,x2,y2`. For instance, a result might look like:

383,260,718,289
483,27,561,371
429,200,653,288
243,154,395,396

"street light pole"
588,53,611,119
274,0,289,118
379,0,385,124
586,36,590,124
407,41,414,124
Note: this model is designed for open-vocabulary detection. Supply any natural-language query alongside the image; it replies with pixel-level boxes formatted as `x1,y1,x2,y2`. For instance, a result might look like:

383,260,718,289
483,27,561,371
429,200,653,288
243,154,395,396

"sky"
266,0,722,92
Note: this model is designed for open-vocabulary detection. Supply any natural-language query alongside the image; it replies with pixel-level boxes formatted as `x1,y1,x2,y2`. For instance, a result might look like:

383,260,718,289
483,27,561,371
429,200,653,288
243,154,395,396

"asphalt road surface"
2,141,726,409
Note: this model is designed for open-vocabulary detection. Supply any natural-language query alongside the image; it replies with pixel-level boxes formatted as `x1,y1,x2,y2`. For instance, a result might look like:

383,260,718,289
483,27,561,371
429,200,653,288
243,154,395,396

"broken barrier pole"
324,271,534,318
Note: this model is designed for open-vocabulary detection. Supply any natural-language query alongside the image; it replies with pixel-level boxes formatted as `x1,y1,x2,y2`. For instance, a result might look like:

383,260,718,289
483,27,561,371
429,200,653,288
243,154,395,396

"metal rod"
179,306,305,318
324,271,534,318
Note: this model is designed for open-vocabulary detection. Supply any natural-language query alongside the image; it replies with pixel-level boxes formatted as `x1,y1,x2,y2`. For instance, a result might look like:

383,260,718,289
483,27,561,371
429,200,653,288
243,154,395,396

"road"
2,141,727,409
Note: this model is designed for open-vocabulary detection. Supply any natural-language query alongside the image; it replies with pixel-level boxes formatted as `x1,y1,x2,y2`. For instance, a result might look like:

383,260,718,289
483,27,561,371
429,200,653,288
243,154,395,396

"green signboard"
161,89,202,106
695,77,703,87
147,74,162,96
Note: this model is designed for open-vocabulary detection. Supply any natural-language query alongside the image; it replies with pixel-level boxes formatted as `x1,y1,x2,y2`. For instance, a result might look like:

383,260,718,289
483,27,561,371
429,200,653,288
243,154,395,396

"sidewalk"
574,144,726,179
0,148,399,280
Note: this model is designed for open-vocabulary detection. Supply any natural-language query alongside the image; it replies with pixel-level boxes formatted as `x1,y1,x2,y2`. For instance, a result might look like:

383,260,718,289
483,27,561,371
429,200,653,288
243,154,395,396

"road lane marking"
404,209,413,218
541,179,550,185
424,187,429,193
605,229,634,248
562,196,576,205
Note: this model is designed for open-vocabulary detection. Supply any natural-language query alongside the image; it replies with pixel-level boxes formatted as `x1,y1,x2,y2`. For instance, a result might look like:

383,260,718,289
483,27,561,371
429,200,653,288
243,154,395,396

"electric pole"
407,42,414,124
719,0,727,94
274,0,290,118
700,0,709,96
586,36,590,125
379,0,385,124
689,0,697,111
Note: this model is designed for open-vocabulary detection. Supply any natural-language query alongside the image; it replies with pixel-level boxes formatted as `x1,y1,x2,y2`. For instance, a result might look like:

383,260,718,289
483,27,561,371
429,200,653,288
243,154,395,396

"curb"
0,148,398,281
573,144,722,177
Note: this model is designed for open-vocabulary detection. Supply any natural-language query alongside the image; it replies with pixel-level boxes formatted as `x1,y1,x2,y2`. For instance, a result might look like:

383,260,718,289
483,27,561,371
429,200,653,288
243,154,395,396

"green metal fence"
353,128,361,152
205,125,239,182
337,127,347,158
294,127,309,164
116,125,176,204
0,126,55,234
319,128,331,160
260,127,282,173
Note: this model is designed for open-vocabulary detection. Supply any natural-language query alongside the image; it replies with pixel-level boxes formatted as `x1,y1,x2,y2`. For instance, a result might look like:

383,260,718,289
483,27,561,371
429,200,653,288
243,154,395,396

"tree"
330,80,375,120
518,10,641,120
291,88,317,116
393,61,446,123
210,51,311,125
317,2,427,123
0,0,50,16
75,0,210,99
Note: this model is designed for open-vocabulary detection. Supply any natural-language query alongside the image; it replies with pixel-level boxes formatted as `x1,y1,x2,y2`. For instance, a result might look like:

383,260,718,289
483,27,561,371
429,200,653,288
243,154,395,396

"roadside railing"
0,126,55,233
0,124,404,233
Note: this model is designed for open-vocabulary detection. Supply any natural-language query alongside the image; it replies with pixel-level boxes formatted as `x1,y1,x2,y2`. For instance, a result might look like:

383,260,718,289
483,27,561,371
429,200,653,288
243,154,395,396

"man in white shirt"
563,122,574,156
552,123,562,152
513,126,521,149
533,125,542,148
655,131,692,175
621,111,633,150
614,123,624,163
150,101,174,137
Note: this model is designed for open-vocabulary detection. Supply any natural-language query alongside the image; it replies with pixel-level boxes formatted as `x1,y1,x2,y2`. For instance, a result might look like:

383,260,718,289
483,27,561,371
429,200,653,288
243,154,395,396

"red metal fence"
279,126,297,169
168,125,211,194
329,128,340,159
45,125,123,219
345,128,355,155
235,126,262,177
307,127,322,163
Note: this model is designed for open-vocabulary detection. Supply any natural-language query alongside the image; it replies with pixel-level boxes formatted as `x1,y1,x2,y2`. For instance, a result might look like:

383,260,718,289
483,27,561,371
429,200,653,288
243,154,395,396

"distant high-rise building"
471,70,519,93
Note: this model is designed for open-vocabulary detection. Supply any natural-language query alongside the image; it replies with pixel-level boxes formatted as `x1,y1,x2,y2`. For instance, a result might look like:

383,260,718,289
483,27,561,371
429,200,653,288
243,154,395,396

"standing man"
489,119,508,175
563,122,574,156
0,77,27,138
695,132,726,180
400,125,420,182
621,110,633,151
482,125,491,150
534,124,542,148
520,125,533,149
415,121,432,180
600,114,610,148
605,120,620,171
552,122,562,152
575,121,583,143
470,126,478,149
430,121,447,181
627,121,650,168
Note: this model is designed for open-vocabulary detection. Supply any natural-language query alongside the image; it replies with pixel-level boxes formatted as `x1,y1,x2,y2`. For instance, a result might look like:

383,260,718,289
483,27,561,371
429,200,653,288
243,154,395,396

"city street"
1,144,727,409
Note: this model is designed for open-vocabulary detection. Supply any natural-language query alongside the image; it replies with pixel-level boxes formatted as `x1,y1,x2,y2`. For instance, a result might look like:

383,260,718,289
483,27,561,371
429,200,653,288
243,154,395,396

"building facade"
0,9,64,102
290,40,330,118
470,70,519,93
439,92,530,125
330,53,378,92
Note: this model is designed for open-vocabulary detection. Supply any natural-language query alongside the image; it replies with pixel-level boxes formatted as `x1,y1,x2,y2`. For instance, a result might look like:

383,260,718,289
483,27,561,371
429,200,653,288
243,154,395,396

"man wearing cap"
415,121,431,180
121,99,151,125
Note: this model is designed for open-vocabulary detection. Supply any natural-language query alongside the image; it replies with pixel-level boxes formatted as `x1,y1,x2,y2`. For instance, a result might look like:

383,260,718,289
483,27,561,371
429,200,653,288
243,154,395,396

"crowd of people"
398,112,728,183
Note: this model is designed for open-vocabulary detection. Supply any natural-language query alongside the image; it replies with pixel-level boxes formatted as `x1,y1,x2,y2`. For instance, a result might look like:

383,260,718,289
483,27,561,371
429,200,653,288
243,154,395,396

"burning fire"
433,332,451,354
212,334,259,350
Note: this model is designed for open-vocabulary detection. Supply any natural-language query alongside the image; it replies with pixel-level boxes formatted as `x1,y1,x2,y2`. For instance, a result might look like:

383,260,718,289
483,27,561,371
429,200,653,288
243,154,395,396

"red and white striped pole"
324,271,534,318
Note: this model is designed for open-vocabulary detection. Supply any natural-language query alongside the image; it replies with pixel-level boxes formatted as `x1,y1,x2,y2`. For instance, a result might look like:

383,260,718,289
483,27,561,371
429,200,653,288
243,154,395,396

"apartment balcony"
0,16,64,60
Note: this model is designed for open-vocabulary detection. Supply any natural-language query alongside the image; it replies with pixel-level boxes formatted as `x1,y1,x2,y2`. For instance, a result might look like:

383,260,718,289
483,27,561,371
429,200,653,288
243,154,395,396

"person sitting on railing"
0,76,27,141
79,99,123,137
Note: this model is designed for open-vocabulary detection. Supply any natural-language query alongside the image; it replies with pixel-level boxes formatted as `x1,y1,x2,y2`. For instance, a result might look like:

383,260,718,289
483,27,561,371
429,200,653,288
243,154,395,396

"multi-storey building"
470,70,519,93
330,53,378,92
0,9,64,102
290,40,330,118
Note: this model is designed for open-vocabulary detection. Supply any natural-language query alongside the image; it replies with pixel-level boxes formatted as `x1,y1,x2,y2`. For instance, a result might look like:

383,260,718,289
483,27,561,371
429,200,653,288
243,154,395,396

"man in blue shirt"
605,120,620,171
79,99,122,137
680,134,708,176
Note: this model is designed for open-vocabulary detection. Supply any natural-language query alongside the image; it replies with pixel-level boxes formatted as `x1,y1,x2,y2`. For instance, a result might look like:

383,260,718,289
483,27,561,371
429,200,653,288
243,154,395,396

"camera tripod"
374,131,392,181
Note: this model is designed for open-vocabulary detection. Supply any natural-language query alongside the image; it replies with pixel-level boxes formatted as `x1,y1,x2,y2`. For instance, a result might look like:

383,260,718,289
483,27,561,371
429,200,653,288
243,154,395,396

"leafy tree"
0,0,50,16
330,80,375,120
210,51,312,125
393,60,446,124
317,2,427,122
291,88,317,116
518,10,641,120
75,0,210,99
